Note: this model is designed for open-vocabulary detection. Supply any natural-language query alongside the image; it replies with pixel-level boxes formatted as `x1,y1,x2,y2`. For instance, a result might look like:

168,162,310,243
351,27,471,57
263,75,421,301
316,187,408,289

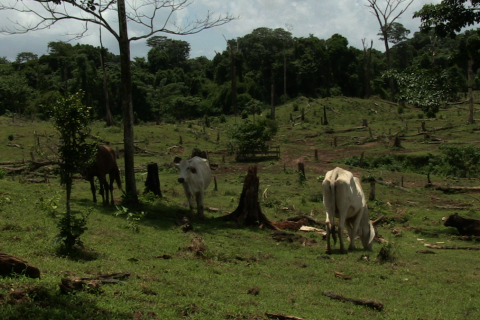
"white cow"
322,167,375,254
174,156,212,219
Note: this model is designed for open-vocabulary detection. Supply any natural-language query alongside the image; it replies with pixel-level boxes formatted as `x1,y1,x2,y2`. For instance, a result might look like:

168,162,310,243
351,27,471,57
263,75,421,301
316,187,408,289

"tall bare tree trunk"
231,50,237,117
363,39,373,98
468,55,474,123
118,0,138,203
271,84,275,120
283,51,287,97
99,26,114,127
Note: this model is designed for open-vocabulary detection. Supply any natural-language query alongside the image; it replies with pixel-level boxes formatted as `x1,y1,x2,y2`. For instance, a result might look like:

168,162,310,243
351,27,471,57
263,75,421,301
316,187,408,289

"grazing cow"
174,156,212,219
443,213,480,236
83,145,122,206
322,167,375,254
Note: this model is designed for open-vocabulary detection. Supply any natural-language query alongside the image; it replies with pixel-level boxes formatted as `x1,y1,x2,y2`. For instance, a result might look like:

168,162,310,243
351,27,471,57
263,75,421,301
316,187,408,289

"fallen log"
0,252,41,279
59,272,130,294
323,291,383,311
455,236,480,241
325,126,366,134
375,179,410,192
425,244,480,251
286,215,327,226
435,205,470,210
334,271,352,280
270,231,317,246
265,312,306,320
435,186,480,193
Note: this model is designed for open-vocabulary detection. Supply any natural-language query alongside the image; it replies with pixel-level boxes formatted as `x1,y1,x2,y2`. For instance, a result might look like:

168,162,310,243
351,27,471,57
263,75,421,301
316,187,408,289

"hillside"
1,96,480,319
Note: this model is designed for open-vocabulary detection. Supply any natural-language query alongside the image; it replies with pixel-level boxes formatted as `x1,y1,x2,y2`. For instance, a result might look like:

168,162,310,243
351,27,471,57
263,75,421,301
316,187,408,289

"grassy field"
1,96,480,319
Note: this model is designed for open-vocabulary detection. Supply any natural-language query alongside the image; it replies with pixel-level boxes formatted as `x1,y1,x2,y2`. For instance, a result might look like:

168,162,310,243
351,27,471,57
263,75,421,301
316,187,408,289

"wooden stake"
314,149,318,161
214,177,218,191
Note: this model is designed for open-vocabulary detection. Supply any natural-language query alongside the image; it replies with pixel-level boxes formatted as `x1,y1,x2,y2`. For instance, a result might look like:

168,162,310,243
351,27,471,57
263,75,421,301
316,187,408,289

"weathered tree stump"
223,166,279,230
391,135,403,148
301,108,305,121
369,181,376,201
359,151,365,168
298,162,306,180
0,252,40,279
421,121,426,132
362,119,368,127
314,149,318,161
144,163,162,197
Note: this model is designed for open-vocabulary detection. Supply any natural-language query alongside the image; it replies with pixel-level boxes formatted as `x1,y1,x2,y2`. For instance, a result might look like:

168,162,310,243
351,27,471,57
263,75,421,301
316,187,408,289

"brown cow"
83,145,122,206
443,213,480,236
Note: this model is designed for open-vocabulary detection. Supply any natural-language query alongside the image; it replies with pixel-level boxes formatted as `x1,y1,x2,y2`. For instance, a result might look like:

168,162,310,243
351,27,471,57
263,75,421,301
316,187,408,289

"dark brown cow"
443,213,480,236
83,145,122,206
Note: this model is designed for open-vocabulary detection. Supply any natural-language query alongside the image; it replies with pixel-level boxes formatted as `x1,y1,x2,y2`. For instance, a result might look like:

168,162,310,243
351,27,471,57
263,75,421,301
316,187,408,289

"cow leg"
182,184,195,216
325,220,333,254
98,174,108,206
89,178,97,203
195,191,205,220
348,214,363,251
338,215,347,254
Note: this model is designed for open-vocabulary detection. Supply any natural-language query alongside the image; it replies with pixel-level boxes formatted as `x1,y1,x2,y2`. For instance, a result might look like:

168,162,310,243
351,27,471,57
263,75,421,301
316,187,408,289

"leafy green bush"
431,145,480,178
219,114,226,123
226,119,278,154
0,169,6,179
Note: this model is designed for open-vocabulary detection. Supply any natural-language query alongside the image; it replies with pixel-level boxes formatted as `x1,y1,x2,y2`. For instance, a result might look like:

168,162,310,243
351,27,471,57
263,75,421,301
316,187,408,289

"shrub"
219,114,226,123
292,103,299,112
7,134,14,141
0,169,6,179
226,119,278,154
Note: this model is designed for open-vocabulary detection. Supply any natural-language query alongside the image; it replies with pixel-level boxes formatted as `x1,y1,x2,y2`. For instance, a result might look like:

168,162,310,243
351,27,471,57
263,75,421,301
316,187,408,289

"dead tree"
223,166,278,230
323,105,328,125
359,151,365,168
144,163,162,197
298,162,306,180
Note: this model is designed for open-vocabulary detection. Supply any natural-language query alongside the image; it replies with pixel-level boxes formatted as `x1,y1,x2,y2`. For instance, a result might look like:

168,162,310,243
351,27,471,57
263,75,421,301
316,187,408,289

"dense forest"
0,25,479,123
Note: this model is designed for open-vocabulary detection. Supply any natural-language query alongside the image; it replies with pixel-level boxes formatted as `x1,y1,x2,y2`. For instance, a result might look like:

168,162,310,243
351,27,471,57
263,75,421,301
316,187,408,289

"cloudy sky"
0,0,446,62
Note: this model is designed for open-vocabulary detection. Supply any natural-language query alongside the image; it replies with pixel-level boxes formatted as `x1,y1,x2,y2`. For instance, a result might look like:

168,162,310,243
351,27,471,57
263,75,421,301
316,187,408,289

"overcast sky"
0,0,446,62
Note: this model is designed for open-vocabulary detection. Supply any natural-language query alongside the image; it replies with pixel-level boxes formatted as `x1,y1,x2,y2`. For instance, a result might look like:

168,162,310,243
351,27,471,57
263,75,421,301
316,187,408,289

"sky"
0,0,446,62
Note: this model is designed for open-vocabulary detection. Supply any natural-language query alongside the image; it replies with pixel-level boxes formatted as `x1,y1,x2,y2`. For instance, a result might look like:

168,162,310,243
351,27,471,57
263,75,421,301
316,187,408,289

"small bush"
397,105,404,114
0,169,6,179
7,134,14,141
219,114,226,123
292,103,299,112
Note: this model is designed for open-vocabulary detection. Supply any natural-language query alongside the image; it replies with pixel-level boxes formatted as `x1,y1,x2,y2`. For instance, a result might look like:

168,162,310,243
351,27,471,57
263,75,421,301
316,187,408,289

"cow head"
174,157,197,184
443,213,459,227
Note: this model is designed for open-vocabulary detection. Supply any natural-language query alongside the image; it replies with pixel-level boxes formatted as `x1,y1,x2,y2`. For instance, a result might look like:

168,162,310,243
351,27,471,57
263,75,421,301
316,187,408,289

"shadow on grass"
0,283,132,320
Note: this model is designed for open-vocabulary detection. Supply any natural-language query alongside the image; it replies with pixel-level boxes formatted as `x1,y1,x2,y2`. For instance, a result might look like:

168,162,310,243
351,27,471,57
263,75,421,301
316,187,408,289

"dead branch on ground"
323,291,383,311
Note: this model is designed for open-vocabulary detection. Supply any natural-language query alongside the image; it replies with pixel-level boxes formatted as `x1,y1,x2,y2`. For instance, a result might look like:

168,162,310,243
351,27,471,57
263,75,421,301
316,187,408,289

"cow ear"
174,157,181,164
190,167,197,174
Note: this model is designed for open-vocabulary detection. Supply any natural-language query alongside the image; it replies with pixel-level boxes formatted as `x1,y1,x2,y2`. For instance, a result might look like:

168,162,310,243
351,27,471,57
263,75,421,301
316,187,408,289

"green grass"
2,96,480,319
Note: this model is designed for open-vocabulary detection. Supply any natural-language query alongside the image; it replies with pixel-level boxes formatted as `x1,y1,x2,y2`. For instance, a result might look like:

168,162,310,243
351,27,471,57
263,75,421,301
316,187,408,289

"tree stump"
369,181,376,201
0,252,41,279
390,135,403,148
362,119,368,127
359,151,365,168
421,121,426,132
314,149,318,161
223,166,278,230
298,162,306,180
144,163,162,197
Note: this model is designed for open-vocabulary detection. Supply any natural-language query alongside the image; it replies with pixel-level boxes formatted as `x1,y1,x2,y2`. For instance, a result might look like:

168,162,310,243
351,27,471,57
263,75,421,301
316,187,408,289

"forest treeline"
0,26,478,123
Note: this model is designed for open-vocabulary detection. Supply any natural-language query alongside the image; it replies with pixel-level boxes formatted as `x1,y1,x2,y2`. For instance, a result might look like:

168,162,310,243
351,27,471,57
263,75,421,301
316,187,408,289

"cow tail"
115,167,124,193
